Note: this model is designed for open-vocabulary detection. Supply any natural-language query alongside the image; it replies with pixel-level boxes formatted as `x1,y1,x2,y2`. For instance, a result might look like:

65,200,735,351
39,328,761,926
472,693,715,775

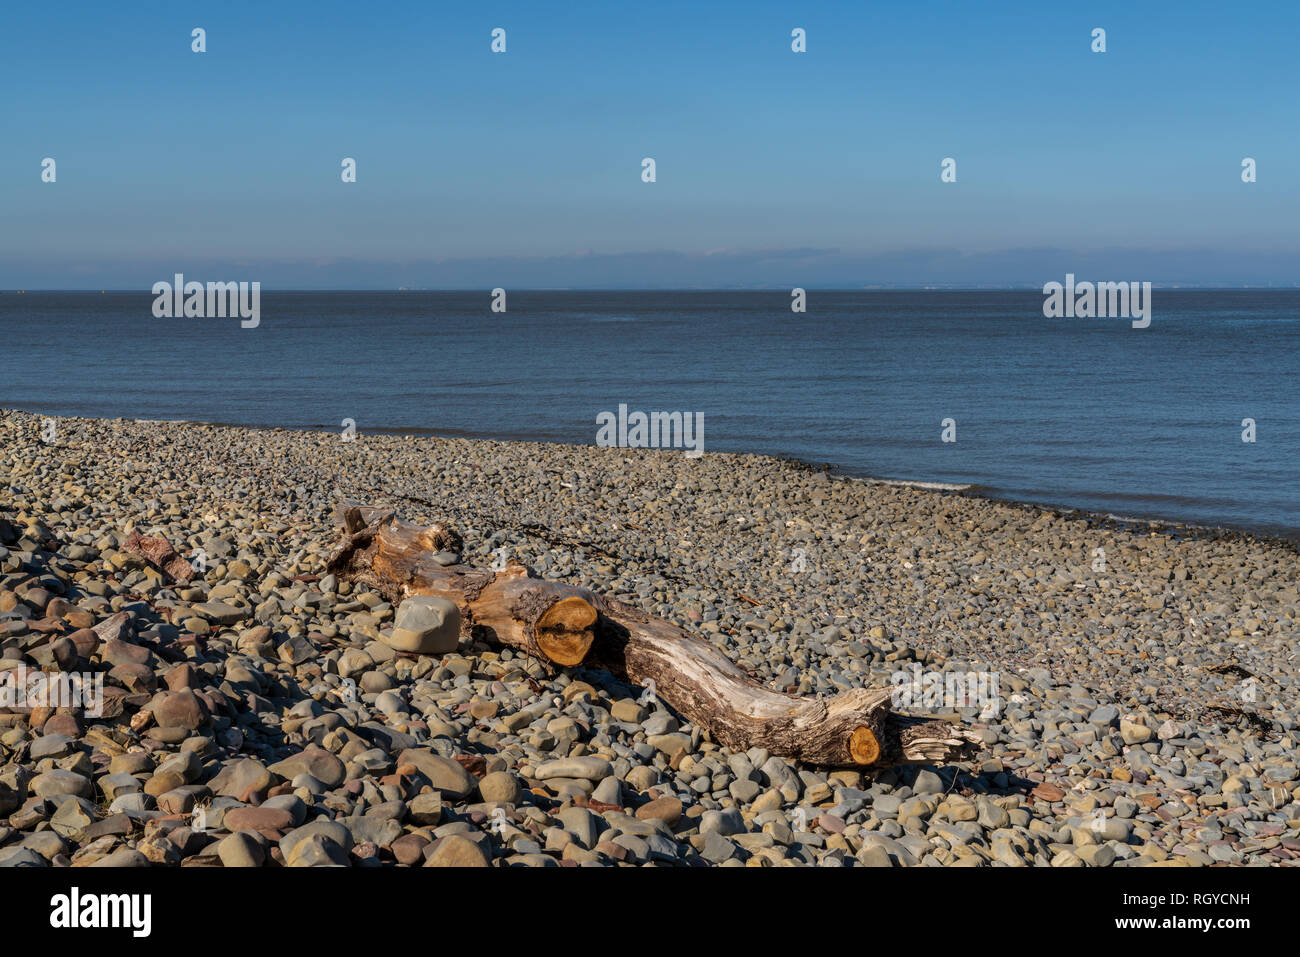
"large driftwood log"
327,505,981,769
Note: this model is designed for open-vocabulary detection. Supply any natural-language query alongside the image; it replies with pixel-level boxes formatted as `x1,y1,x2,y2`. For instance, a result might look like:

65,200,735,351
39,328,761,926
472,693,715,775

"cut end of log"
416,522,463,555
894,717,984,764
534,596,598,666
848,726,882,766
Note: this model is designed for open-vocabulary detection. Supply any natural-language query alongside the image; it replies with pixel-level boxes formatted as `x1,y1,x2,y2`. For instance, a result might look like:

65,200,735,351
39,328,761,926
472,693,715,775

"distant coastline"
5,284,1300,293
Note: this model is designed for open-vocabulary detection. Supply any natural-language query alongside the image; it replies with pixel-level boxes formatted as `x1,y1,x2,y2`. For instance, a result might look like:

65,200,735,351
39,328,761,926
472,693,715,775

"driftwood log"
327,505,981,769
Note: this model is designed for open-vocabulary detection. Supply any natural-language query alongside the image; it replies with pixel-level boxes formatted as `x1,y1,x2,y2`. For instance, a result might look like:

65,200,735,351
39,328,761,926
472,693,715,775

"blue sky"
2,0,1297,287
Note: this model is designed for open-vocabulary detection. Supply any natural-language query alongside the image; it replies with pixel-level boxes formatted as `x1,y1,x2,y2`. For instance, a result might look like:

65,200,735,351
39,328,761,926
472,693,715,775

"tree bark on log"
326,505,982,770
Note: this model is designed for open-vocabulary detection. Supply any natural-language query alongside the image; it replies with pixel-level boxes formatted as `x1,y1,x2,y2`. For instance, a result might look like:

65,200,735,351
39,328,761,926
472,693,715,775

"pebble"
425,834,490,867
385,596,461,655
535,756,614,782
0,408,1294,869
397,750,476,800
478,771,521,804
218,832,266,867
636,796,683,826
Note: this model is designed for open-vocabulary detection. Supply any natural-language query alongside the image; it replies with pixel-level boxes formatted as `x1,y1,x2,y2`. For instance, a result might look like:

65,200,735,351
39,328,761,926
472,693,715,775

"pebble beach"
1,406,1297,867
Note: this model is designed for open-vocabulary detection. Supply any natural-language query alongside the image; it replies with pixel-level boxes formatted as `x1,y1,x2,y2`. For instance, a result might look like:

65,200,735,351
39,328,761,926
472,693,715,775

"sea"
2,289,1296,539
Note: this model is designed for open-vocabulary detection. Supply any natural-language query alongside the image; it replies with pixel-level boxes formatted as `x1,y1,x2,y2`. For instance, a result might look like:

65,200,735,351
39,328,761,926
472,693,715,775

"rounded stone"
384,596,461,655
424,834,490,867
478,771,521,804
218,832,266,867
153,689,208,730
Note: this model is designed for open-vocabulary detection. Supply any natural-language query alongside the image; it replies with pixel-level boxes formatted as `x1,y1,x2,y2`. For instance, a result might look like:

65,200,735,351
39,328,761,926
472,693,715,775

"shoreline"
4,405,1296,548
2,407,1298,867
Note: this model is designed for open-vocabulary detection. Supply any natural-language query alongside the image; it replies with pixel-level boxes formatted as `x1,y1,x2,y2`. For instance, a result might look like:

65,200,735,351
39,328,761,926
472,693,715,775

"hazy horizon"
7,282,1300,292
5,247,1300,291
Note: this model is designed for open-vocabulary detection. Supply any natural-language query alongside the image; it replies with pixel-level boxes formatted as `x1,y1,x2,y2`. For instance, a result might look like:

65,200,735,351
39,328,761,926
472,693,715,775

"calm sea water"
2,290,1297,538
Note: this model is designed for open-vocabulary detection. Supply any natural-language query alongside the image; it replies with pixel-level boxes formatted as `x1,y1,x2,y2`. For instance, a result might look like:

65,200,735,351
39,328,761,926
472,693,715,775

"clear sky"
3,0,1297,287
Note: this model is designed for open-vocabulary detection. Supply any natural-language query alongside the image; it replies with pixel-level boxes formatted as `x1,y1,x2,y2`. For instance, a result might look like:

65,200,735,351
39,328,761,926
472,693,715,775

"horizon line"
5,283,1300,293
